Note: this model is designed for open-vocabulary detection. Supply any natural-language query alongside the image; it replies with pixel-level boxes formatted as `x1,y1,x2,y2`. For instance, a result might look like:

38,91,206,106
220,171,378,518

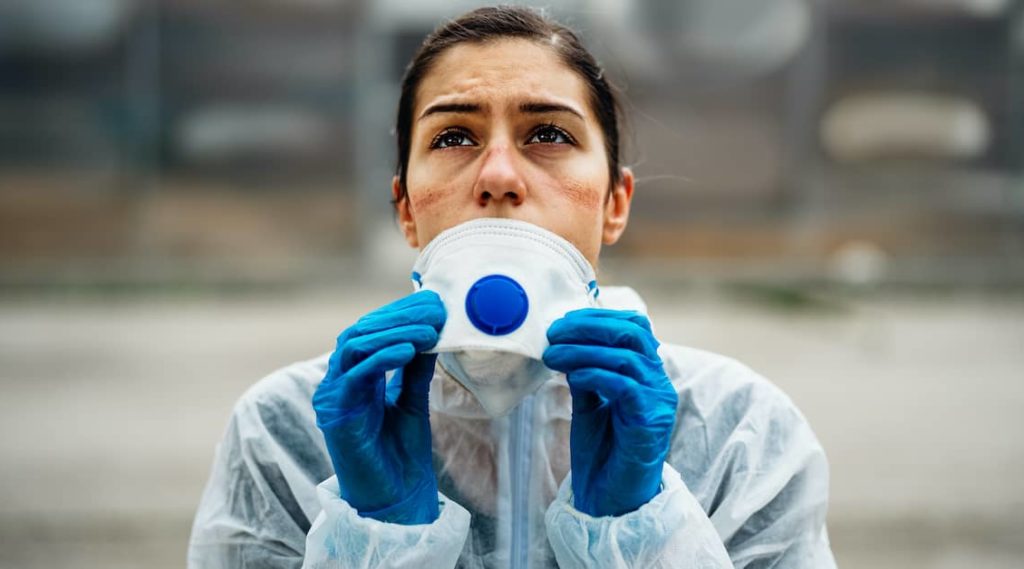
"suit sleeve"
302,476,470,569
545,350,836,568
188,375,471,569
544,462,734,568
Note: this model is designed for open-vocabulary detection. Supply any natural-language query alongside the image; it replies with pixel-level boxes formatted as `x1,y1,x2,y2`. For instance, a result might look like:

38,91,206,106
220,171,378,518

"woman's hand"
313,290,446,524
543,308,678,517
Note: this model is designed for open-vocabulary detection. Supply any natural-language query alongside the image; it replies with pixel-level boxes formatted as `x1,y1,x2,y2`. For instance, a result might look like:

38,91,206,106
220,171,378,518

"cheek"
547,176,607,262
408,185,449,215
407,184,461,245
557,177,604,213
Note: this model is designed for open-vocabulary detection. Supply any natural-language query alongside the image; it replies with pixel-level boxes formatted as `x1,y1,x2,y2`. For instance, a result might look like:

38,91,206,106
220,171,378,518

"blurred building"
0,0,1021,287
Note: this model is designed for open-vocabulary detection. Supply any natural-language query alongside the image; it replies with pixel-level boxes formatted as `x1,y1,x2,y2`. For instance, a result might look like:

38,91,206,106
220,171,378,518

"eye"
527,124,575,145
430,128,476,149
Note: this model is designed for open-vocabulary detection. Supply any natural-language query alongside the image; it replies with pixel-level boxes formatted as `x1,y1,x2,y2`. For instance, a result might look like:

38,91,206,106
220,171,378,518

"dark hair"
393,5,624,206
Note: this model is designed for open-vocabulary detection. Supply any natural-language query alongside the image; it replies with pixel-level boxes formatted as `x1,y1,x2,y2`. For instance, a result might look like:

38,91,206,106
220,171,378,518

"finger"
336,342,417,410
328,291,444,375
560,308,652,333
325,331,346,382
547,316,659,359
321,292,443,405
389,352,438,413
543,344,665,388
341,324,439,370
366,290,443,316
565,367,645,417
565,373,602,414
353,301,446,337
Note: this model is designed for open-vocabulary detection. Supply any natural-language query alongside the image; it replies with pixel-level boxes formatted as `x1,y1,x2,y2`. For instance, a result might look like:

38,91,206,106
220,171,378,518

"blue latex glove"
313,290,446,525
543,308,678,517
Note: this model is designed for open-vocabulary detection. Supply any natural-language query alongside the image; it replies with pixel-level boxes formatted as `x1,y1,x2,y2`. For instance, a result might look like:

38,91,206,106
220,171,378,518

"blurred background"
1,0,1022,567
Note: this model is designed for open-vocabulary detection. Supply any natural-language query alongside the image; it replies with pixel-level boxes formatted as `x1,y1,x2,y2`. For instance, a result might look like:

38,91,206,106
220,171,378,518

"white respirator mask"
411,218,599,417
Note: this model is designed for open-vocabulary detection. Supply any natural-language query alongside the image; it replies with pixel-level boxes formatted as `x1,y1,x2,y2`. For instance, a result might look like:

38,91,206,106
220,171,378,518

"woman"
189,6,835,568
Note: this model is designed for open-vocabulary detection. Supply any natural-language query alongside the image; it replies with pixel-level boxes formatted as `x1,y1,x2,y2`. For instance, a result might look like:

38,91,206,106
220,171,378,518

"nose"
473,145,527,207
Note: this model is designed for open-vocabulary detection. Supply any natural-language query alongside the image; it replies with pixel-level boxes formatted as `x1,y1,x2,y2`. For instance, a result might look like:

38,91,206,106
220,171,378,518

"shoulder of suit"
231,352,331,420
659,342,813,447
598,284,800,416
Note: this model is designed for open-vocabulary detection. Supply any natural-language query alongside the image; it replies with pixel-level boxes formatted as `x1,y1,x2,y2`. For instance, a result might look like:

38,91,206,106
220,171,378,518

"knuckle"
620,352,642,374
419,324,439,341
341,339,369,365
642,353,663,369
615,360,633,377
426,305,446,323
613,328,637,349
665,389,679,407
418,289,440,301
347,321,368,338
621,381,643,403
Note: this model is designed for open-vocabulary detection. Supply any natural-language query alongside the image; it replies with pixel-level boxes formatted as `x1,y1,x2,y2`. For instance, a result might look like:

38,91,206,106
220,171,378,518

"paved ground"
1,283,1022,568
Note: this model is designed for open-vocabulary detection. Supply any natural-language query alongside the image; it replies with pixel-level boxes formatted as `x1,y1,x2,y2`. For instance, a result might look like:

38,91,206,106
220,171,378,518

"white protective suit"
188,286,836,568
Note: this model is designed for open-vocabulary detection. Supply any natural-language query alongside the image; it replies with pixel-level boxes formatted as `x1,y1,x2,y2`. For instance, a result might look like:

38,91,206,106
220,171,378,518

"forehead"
414,38,593,118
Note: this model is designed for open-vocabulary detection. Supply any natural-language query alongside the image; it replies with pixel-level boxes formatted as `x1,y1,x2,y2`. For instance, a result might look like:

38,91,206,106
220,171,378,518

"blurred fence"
1,0,1022,289
2,4,1024,568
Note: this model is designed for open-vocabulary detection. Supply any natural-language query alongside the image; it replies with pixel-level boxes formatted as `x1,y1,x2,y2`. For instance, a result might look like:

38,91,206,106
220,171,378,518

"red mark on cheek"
409,187,448,214
559,178,603,211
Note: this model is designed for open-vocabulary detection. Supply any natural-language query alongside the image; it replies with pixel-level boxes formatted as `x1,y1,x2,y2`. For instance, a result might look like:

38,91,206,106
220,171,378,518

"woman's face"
394,38,633,269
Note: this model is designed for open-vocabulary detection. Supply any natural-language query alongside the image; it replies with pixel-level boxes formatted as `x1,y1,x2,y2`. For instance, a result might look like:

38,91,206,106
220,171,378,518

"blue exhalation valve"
465,274,529,336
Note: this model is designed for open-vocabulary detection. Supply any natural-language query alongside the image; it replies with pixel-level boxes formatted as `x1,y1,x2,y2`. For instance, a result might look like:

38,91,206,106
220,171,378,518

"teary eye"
527,124,575,145
431,128,476,149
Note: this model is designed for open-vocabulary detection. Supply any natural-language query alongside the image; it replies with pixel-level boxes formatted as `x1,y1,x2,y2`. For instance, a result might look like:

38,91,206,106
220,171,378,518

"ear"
393,176,419,248
602,167,634,245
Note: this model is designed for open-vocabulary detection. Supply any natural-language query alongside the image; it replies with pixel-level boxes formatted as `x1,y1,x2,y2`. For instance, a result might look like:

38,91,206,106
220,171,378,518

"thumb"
394,352,438,414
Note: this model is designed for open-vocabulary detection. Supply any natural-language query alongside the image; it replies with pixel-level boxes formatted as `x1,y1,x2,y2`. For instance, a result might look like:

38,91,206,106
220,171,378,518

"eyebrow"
519,102,584,120
418,102,481,120
418,101,585,121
